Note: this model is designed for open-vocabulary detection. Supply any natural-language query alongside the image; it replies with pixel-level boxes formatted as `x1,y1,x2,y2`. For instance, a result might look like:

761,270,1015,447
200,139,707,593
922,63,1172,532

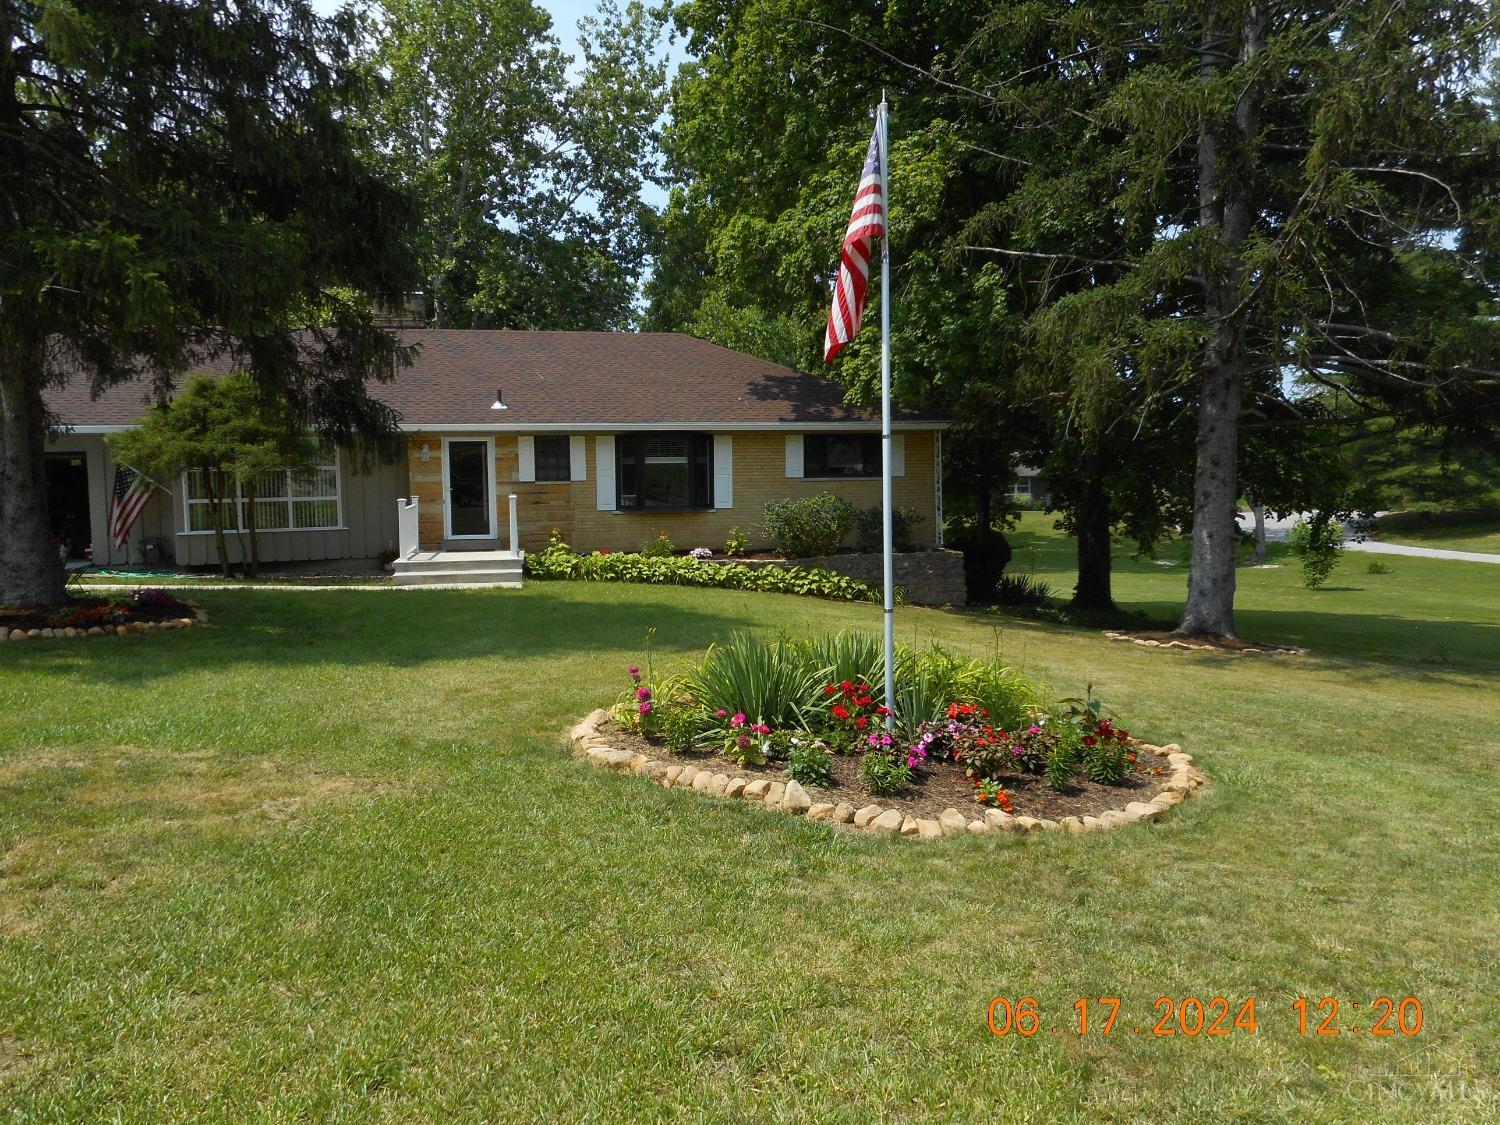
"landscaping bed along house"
0,588,205,641
568,632,1205,838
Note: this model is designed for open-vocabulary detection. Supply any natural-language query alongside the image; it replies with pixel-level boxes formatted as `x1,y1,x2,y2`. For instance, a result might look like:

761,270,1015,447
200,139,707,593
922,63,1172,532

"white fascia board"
397,420,949,433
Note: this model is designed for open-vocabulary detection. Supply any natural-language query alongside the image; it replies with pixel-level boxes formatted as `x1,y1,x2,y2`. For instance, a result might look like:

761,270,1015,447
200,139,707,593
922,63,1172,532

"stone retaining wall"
739,549,967,606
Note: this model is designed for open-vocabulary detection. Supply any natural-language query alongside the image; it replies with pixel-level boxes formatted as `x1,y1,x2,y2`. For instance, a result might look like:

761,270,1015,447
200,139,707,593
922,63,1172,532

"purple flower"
628,666,640,681
636,686,651,701
715,708,728,719
638,701,652,715
736,734,751,750
1028,725,1040,735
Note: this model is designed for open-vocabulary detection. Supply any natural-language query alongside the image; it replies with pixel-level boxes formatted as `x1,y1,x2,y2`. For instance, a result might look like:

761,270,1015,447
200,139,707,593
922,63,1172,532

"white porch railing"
507,493,521,559
396,496,419,559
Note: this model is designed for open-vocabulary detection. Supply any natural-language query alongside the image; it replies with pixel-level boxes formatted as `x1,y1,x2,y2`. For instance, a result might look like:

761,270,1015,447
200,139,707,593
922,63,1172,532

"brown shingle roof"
47,330,943,429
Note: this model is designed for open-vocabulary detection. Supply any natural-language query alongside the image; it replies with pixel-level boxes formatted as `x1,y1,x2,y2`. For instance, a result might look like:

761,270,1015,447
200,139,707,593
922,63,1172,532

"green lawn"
2,527,1498,1120
1370,517,1500,556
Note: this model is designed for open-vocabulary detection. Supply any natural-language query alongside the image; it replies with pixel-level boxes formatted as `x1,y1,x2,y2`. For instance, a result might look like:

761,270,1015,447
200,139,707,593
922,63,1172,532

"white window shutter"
517,436,536,482
569,435,587,482
595,436,615,510
785,434,804,478
891,433,906,477
713,434,733,509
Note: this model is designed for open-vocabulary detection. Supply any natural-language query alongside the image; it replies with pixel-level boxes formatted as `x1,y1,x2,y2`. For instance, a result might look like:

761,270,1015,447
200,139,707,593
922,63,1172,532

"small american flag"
108,465,153,551
824,119,887,363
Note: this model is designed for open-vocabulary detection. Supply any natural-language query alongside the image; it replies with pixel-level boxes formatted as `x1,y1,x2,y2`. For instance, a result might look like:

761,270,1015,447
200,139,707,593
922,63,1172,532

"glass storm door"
446,440,492,538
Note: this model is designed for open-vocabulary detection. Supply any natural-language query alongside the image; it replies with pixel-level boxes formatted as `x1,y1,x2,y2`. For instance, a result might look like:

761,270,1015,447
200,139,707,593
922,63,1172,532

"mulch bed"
1105,629,1306,655
598,718,1168,822
0,595,194,633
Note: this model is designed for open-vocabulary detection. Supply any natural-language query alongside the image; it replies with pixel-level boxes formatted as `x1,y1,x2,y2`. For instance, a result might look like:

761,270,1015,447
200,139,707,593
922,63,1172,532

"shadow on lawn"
0,585,763,685
960,599,1500,682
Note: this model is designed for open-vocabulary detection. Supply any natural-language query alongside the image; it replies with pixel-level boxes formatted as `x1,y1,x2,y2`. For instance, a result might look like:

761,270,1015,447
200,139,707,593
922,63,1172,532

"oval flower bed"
0,588,205,642
568,632,1205,838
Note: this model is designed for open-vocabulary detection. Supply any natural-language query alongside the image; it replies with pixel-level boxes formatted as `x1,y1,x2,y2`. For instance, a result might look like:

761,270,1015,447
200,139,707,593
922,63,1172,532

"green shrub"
853,505,926,551
859,751,910,796
660,705,702,754
786,739,834,787
686,632,829,731
762,491,855,557
524,534,880,603
997,573,1053,607
640,531,675,558
1288,517,1343,588
1366,559,1391,575
724,526,749,557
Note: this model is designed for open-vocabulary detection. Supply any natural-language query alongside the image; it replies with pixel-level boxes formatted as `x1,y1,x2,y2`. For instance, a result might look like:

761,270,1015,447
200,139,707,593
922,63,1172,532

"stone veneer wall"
740,548,967,606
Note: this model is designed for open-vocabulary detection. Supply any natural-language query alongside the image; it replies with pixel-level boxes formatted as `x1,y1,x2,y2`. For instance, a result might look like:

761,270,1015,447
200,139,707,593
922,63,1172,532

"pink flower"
736,734,751,750
638,701,652,715
730,712,746,727
628,665,640,680
636,686,651,701
753,722,771,735
715,708,728,718
1028,725,1040,735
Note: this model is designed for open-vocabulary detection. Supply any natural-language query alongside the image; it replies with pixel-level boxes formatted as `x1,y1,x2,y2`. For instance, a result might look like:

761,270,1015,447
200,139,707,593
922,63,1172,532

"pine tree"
1,0,421,606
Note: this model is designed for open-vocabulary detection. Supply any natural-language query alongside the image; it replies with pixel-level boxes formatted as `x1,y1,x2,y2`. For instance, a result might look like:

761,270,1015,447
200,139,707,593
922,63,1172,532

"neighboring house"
1009,465,1052,506
44,331,948,571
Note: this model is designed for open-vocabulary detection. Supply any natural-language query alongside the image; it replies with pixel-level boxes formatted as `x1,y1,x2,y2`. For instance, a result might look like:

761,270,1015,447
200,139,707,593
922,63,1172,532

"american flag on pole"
824,121,886,363
108,465,153,551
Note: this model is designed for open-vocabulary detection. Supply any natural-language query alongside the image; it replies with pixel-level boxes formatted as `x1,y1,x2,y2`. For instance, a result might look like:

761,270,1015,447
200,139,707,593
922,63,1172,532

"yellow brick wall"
407,430,940,554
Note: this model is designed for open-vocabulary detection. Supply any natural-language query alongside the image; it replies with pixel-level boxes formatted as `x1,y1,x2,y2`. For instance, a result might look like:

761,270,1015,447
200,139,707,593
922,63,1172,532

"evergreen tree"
1,0,421,606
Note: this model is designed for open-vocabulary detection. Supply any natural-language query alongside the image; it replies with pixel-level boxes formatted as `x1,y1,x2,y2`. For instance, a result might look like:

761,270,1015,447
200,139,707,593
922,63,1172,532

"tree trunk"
1176,2,1264,638
205,467,233,578
0,348,67,607
1071,471,1115,612
1250,500,1267,564
245,481,260,579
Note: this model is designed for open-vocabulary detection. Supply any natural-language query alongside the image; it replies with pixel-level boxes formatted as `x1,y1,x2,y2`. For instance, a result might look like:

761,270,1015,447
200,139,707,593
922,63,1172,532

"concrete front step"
392,550,523,574
391,550,524,588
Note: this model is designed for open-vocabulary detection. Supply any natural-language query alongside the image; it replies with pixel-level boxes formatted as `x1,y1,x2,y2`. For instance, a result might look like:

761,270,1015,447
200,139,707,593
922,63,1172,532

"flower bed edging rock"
0,606,208,643
565,709,1207,841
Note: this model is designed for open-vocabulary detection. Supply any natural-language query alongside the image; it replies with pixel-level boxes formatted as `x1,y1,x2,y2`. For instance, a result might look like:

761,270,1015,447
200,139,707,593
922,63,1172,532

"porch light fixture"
491,388,508,411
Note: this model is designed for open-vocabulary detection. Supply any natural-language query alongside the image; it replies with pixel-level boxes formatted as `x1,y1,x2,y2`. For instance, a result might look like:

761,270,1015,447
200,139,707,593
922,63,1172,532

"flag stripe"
107,466,154,551
824,120,887,364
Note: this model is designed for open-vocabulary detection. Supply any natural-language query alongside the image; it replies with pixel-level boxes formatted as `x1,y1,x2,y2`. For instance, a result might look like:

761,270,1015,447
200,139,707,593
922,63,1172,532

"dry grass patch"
0,749,393,936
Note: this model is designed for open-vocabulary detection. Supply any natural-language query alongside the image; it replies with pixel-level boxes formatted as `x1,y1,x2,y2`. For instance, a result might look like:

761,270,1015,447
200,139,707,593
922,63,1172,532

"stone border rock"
1103,629,1306,656
0,606,208,643
566,709,1206,840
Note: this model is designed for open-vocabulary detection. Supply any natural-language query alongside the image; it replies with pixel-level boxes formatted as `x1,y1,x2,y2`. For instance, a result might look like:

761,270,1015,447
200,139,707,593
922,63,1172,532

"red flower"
831,704,850,721
875,706,890,716
823,684,837,695
854,716,869,730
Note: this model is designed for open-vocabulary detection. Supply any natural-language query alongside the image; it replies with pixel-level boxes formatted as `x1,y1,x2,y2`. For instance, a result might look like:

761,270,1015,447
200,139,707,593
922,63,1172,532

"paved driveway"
1235,511,1500,565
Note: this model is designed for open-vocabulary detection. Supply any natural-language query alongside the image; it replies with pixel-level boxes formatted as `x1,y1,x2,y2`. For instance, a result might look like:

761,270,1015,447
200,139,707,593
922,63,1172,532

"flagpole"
878,93,895,731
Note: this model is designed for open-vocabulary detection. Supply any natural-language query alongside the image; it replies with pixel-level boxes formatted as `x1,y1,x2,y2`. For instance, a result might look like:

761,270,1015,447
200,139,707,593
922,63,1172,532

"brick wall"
407,429,941,555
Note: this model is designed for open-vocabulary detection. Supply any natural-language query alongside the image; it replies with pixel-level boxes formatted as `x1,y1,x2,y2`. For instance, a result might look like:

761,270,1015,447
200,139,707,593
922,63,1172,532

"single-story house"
45,331,948,577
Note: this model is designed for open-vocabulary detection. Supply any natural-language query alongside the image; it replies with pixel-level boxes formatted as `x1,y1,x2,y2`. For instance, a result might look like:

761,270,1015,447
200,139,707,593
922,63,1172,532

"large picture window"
617,433,712,510
183,457,342,533
804,434,880,478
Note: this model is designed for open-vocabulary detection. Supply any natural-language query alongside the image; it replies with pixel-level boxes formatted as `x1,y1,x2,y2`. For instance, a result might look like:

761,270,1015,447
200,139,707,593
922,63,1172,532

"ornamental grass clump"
686,632,827,732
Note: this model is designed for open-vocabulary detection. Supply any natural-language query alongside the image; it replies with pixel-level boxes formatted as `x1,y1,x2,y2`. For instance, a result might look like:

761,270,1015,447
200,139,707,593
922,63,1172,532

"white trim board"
441,435,498,540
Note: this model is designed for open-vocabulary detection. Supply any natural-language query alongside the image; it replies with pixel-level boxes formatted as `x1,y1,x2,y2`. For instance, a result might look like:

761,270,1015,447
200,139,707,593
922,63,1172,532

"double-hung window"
616,434,712,510
183,456,342,533
803,434,880,478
